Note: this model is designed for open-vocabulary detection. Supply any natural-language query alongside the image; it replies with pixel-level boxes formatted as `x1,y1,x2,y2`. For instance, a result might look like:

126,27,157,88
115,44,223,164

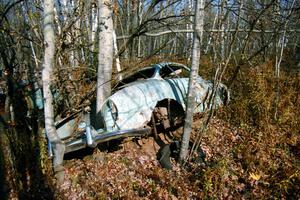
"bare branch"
116,28,300,39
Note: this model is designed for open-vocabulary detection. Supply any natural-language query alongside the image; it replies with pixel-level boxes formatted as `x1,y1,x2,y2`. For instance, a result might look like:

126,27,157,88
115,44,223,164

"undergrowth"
55,56,299,199
194,58,300,199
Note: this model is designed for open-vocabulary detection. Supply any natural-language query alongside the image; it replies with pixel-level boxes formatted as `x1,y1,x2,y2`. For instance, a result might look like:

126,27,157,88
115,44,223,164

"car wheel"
157,141,180,170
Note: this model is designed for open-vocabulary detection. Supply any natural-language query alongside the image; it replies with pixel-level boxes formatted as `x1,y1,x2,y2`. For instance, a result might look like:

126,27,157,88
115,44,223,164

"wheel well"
155,99,184,113
152,99,185,131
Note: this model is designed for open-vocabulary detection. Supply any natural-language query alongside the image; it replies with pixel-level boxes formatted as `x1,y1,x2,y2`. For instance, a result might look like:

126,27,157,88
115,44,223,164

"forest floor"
53,59,300,199
55,114,299,199
56,116,227,199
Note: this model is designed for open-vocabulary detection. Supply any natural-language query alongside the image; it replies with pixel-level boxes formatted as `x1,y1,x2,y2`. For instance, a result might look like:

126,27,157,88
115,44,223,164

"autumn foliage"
53,58,300,199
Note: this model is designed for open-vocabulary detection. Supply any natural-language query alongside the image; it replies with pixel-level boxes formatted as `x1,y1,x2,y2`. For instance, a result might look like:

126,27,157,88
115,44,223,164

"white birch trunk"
205,11,218,54
274,0,295,119
43,0,65,173
113,30,122,81
220,0,226,60
179,0,205,163
187,0,193,61
91,2,98,53
96,0,114,114
137,0,143,58
125,0,131,59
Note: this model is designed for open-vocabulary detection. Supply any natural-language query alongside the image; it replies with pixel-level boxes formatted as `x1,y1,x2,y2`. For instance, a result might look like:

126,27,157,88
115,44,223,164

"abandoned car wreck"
48,62,230,157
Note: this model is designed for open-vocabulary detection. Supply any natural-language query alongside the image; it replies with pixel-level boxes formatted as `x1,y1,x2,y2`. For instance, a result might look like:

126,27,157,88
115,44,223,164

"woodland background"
0,0,299,199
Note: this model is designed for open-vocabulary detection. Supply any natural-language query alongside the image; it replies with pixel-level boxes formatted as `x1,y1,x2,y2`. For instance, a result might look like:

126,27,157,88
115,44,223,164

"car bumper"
47,127,151,156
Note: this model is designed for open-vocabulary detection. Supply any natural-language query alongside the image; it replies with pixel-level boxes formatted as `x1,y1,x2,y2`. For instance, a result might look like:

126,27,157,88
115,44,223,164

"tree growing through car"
96,0,114,116
179,0,205,163
42,0,65,182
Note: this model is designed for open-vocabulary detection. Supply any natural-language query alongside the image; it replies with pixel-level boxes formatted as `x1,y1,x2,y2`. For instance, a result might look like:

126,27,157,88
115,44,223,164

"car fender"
101,78,189,131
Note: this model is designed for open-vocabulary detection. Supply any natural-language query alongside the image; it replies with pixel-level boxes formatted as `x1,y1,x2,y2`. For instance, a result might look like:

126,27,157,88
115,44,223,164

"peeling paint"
52,62,230,154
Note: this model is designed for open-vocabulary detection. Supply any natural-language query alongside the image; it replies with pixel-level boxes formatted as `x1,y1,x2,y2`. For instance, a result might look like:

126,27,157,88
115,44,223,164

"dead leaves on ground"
57,117,299,199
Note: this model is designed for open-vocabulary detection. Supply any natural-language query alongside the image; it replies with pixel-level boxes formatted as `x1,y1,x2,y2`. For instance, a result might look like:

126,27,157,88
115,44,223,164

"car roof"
125,62,189,78
114,62,190,90
150,62,189,71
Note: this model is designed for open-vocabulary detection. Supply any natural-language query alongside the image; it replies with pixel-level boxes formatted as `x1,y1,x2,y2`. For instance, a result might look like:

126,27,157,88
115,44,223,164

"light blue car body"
101,77,225,131
51,62,229,154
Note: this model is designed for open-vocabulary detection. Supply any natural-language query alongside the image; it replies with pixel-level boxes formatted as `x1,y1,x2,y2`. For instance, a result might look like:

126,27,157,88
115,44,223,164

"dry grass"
195,58,300,199
53,57,300,199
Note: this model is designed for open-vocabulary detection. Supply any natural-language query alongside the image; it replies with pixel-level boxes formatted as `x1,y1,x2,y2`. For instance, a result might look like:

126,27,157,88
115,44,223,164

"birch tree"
179,0,205,163
96,0,114,114
91,1,98,60
43,0,65,178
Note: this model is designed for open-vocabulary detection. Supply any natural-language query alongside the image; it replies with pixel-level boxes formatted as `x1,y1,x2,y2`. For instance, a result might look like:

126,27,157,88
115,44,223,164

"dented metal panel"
101,77,227,132
51,62,230,154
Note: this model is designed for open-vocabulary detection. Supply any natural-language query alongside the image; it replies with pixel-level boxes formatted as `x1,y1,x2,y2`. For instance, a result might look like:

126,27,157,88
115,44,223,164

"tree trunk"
187,0,193,61
179,0,205,163
113,30,122,81
96,0,114,114
43,0,65,177
91,1,98,56
220,0,226,60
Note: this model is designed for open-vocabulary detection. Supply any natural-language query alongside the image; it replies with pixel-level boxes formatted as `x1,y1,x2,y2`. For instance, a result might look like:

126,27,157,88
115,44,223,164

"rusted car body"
48,62,229,156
